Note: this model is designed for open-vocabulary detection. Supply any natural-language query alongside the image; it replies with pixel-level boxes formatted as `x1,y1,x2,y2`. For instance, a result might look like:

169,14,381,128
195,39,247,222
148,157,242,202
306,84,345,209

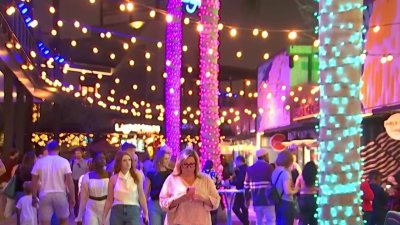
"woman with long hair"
145,146,172,225
102,150,148,225
14,151,37,202
271,150,299,225
295,161,319,225
76,152,110,225
159,149,220,225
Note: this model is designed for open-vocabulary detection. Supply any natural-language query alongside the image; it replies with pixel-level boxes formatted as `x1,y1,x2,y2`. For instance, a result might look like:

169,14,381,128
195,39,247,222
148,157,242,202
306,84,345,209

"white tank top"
113,171,139,206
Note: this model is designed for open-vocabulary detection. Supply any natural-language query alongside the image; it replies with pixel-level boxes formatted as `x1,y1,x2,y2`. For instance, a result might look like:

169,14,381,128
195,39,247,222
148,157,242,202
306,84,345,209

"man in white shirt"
31,140,75,225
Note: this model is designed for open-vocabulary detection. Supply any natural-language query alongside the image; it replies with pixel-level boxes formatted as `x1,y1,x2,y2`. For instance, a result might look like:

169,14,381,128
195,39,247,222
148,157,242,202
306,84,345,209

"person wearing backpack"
271,151,299,225
244,149,275,225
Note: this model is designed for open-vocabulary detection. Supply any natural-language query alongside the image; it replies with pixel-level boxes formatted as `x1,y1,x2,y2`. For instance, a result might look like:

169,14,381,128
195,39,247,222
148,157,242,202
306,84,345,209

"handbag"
266,171,284,205
3,176,17,199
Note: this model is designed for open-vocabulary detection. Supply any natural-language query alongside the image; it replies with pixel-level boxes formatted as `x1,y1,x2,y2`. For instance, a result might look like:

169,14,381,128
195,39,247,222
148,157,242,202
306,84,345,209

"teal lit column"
318,0,363,224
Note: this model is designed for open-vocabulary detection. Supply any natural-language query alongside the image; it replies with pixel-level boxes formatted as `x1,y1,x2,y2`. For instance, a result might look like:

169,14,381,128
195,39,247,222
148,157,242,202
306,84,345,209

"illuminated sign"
115,123,161,135
182,0,201,14
384,114,400,140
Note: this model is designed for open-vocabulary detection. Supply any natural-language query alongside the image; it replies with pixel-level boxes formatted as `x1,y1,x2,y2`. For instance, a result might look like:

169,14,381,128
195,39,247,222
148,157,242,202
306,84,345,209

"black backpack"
266,171,284,205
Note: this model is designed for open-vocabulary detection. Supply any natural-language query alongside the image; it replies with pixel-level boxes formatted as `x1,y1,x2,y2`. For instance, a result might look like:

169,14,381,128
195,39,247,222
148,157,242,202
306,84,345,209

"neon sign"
115,123,161,135
182,0,201,14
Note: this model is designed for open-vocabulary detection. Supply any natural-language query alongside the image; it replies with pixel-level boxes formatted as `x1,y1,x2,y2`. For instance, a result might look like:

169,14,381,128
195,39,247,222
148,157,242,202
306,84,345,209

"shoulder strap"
273,171,285,198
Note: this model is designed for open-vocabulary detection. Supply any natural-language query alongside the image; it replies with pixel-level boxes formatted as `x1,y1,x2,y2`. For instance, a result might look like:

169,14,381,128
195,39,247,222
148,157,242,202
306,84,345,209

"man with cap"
244,148,276,225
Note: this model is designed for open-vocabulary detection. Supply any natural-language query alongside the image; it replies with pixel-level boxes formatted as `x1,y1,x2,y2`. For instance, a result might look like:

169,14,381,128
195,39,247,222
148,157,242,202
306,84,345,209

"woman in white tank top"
102,151,148,225
76,152,109,225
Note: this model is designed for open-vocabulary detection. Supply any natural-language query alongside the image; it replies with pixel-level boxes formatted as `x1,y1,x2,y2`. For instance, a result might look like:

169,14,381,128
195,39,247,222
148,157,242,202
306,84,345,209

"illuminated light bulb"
182,119,188,124
74,92,81,98
131,37,136,43
145,52,151,59
226,87,231,92
106,32,112,38
162,72,167,78
119,4,126,11
281,96,286,101
380,56,387,64
100,33,105,38
197,24,204,32
157,42,163,48
218,23,224,30
82,27,88,33
126,2,134,11
252,28,259,36
166,14,173,23
51,29,57,36
149,10,156,18
313,39,320,47
182,45,188,52
261,31,268,39
129,60,135,66
166,60,171,66
208,49,214,55
254,92,258,97
180,78,185,84
89,0,95,3
196,80,201,86
372,26,380,33
97,74,103,79
95,83,101,88
30,51,37,58
132,84,138,90
184,17,190,25
146,66,152,72
387,54,393,62
188,90,193,95
230,28,237,37
267,92,272,99
263,53,270,60
21,64,28,70
57,20,63,27
293,55,299,61
150,85,156,91
80,76,85,81
194,119,199,125
248,93,253,98
28,20,38,28
114,78,120,84
301,99,307,104
281,85,286,90
294,97,299,102
288,31,297,40
74,21,80,28
49,6,56,14
93,47,98,54
360,53,367,61
110,53,116,60
298,86,303,91
6,6,16,16
285,105,290,110
187,66,193,73
123,43,129,50
236,51,242,58
246,80,251,86
239,90,244,96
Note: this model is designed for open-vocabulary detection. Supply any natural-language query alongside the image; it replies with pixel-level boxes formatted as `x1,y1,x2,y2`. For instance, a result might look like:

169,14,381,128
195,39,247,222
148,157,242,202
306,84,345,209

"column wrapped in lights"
318,0,363,224
165,0,183,156
198,0,221,168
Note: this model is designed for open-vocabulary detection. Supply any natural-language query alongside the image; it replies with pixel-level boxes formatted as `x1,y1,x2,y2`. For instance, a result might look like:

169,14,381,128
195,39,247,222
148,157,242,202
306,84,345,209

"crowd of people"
0,141,398,225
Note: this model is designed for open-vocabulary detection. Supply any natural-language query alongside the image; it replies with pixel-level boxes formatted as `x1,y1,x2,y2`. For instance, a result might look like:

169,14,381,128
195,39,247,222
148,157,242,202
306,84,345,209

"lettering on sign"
384,113,400,140
293,101,320,119
115,123,161,135
182,0,201,14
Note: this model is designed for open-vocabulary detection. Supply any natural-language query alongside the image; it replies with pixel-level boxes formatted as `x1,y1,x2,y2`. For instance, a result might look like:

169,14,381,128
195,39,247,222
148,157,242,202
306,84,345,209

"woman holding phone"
159,149,220,225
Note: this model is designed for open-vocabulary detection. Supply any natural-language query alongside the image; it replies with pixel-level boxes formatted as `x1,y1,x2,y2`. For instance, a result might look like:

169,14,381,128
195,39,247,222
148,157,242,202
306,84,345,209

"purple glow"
165,0,183,157
199,0,221,169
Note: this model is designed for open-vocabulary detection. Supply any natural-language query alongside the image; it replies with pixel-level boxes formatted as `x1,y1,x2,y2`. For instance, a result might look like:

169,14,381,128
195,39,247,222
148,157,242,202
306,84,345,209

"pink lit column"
199,0,221,167
165,0,183,156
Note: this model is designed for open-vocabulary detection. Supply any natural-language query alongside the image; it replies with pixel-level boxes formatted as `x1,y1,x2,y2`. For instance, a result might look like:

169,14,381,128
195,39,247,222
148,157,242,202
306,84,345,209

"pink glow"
199,0,221,169
165,0,183,156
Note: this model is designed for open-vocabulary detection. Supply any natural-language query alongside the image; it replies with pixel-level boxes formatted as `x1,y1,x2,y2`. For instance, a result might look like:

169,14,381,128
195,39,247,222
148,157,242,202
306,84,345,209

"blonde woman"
159,149,220,225
102,151,148,225
145,146,172,225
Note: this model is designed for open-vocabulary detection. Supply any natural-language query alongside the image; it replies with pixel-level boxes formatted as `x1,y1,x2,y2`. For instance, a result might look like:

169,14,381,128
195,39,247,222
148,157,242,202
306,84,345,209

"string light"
236,51,242,58
184,17,190,25
230,28,237,37
197,24,204,32
372,26,380,33
92,47,98,54
6,6,16,16
261,30,269,39
252,28,259,36
49,6,56,14
288,31,297,40
263,53,270,60
129,60,135,66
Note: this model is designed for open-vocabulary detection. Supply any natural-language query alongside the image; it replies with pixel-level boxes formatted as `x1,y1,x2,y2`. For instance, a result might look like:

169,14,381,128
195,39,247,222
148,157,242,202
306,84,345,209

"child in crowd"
16,181,38,225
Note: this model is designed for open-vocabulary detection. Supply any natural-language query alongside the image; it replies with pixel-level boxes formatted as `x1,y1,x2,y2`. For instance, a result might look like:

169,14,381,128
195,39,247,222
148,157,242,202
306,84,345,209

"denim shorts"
110,204,141,225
